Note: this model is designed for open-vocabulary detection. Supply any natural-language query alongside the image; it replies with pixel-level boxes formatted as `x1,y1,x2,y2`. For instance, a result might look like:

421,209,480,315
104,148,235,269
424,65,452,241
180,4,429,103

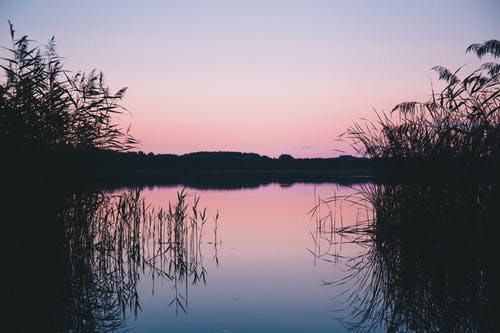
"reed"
0,22,137,151
344,40,500,175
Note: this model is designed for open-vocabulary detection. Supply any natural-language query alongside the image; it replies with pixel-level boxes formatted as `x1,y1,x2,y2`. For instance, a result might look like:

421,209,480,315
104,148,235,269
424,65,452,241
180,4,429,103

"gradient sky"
1,1,499,157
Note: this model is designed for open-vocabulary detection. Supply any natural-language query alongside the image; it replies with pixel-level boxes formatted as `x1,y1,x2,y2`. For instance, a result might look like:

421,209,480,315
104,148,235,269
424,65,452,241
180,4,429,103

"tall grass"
345,40,500,165
0,22,137,151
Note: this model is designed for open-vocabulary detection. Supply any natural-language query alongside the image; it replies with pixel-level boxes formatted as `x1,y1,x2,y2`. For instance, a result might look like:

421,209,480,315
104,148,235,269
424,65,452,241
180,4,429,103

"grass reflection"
311,182,500,332
6,187,220,332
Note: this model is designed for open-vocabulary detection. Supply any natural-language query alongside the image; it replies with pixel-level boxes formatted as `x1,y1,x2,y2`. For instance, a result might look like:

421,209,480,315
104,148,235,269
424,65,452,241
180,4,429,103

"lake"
95,183,367,332
6,179,498,332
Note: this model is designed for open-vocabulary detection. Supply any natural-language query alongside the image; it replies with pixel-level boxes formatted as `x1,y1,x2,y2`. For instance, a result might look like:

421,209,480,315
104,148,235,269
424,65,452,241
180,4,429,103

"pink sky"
1,0,499,157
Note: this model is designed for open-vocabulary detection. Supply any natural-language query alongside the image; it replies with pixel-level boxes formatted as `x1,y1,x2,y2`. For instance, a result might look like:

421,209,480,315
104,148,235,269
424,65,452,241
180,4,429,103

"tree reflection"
6,187,220,332
311,182,500,332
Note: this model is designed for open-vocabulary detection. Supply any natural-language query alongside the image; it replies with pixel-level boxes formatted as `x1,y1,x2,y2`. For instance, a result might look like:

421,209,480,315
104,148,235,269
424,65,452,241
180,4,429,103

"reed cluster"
346,40,500,164
0,22,136,151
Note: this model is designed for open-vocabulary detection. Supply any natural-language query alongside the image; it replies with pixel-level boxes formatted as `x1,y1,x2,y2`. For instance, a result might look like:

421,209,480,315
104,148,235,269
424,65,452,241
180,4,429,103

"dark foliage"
312,182,500,332
0,22,137,151
345,40,500,177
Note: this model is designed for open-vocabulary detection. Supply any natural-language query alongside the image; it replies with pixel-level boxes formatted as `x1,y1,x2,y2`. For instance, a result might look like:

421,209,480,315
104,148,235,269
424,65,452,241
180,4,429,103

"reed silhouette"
344,40,500,178
310,182,500,332
0,22,136,152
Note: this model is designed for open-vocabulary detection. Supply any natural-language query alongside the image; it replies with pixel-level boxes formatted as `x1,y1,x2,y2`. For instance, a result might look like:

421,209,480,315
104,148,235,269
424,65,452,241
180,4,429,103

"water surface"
120,183,364,332
8,180,498,332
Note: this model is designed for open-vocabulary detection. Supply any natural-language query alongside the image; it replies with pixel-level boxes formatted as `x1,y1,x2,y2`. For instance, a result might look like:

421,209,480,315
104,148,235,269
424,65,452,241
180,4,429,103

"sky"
1,0,499,157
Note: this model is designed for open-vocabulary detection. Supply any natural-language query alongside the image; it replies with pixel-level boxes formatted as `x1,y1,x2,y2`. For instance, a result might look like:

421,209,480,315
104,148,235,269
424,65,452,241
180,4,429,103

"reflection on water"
6,180,499,332
312,182,500,332
6,186,220,332
8,182,361,332
58,189,219,331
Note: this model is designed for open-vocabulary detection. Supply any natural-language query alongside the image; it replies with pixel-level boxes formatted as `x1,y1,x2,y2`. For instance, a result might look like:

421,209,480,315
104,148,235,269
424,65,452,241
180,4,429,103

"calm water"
7,180,498,332
119,183,365,333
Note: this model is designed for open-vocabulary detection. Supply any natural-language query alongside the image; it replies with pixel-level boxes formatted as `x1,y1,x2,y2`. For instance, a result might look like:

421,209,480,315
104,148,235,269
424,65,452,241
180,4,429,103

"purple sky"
1,0,499,157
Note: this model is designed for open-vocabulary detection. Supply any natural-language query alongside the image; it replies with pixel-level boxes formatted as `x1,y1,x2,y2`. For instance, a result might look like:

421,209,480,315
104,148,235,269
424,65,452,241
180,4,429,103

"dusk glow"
4,3,498,330
1,0,499,157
